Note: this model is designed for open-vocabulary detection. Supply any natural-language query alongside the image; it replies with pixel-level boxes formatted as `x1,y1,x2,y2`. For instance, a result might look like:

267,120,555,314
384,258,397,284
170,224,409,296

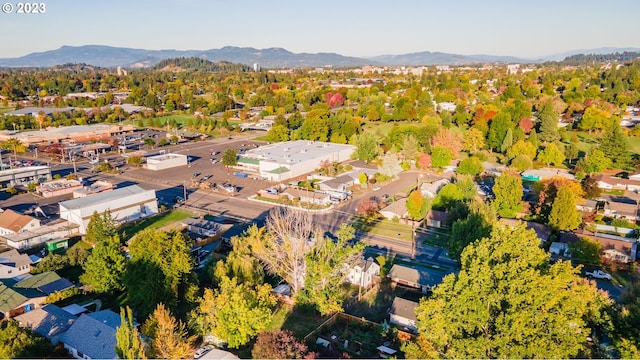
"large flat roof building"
235,140,355,181
0,124,134,145
59,185,158,234
145,153,188,171
0,166,51,189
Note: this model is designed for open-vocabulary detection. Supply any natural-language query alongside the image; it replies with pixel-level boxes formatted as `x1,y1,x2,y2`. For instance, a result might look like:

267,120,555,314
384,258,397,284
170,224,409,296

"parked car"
373,186,381,191
194,345,214,359
192,172,201,178
586,270,612,280
203,174,212,181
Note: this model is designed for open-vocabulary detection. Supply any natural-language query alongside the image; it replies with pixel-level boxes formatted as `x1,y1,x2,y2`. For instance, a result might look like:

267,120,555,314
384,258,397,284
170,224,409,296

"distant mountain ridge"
0,45,638,68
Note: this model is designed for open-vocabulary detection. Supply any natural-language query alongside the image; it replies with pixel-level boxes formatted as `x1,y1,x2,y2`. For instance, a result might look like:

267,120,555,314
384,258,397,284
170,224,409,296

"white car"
586,270,612,280
373,186,381,191
194,345,214,359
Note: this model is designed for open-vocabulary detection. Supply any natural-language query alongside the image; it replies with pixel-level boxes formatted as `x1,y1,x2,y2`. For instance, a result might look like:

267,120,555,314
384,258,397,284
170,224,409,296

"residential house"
387,264,446,293
14,304,77,345
181,218,222,237
593,174,640,192
577,199,599,213
500,219,552,243
0,271,75,319
318,174,354,192
60,310,121,360
379,198,408,221
549,242,569,257
560,230,637,263
0,249,32,279
521,168,575,181
346,257,380,288
281,188,331,206
420,177,450,198
425,210,449,229
0,209,41,236
389,297,419,332
602,196,639,221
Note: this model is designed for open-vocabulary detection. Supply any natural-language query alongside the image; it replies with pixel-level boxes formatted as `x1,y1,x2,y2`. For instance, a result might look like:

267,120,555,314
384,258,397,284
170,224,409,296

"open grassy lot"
118,209,194,241
352,216,413,242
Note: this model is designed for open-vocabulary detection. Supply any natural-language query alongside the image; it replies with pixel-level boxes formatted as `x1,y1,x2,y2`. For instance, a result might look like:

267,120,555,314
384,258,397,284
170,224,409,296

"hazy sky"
1,0,639,59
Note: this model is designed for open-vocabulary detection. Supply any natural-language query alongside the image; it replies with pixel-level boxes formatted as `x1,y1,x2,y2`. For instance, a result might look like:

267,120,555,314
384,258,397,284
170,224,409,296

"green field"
572,131,640,155
118,209,194,241
353,216,414,241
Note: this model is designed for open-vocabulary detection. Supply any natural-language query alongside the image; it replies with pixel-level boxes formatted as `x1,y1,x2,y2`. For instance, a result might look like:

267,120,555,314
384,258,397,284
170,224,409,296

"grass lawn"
602,189,626,196
571,131,640,155
353,217,413,242
0,107,14,114
271,303,330,339
118,209,194,241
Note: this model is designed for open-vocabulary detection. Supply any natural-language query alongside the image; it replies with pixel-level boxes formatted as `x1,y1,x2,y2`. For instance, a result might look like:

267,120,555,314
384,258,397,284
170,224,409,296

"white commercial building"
59,185,158,234
235,140,355,181
145,153,188,171
0,166,51,189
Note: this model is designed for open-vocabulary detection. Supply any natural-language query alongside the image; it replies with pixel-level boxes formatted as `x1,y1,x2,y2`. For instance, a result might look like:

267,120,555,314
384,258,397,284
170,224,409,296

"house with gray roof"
387,264,447,293
0,249,32,279
379,198,408,220
60,310,121,359
14,304,77,345
318,174,354,192
389,297,419,332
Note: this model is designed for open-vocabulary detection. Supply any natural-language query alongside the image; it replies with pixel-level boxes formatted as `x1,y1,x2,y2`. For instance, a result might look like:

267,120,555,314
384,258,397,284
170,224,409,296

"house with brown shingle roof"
0,209,40,236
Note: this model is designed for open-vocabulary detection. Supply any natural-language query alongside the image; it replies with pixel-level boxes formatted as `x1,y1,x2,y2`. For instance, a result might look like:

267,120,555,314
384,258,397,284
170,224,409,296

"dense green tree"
447,200,496,262
115,306,147,360
568,237,601,265
506,139,537,161
528,128,539,148
582,176,602,199
265,124,290,142
487,112,512,151
456,156,483,176
222,148,238,167
0,320,51,358
577,149,611,174
537,143,565,166
538,101,560,144
432,183,464,210
85,210,118,244
492,171,523,218
80,235,127,293
431,146,452,169
548,186,583,231
125,229,194,318
500,128,513,154
565,142,579,165
353,132,380,162
598,122,630,168
409,224,610,359
190,277,276,348
299,224,364,315
462,127,485,153
510,154,533,172
406,189,431,221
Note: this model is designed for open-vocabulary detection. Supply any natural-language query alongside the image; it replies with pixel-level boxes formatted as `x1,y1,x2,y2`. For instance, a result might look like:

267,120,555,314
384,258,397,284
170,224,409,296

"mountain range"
0,45,638,68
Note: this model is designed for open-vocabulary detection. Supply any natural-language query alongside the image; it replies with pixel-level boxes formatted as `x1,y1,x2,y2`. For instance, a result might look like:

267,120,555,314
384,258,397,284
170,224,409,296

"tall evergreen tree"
548,186,582,231
81,235,127,293
598,122,630,168
492,171,523,218
537,102,559,144
500,128,513,154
